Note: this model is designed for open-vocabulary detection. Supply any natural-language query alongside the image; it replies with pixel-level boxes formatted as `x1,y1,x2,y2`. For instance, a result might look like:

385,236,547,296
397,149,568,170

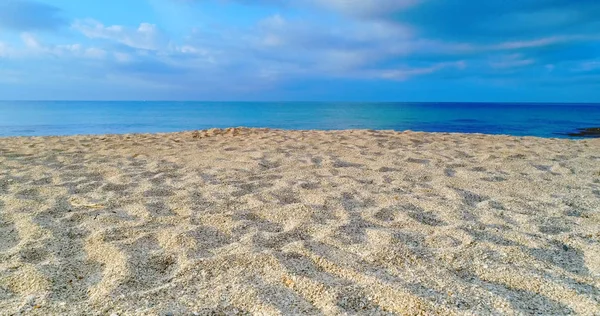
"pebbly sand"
0,128,599,315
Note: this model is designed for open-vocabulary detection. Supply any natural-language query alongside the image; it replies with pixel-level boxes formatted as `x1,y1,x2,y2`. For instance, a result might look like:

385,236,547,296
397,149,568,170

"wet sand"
0,128,599,315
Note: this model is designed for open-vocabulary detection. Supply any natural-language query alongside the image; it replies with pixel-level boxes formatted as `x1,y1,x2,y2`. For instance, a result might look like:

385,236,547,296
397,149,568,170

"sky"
0,0,599,101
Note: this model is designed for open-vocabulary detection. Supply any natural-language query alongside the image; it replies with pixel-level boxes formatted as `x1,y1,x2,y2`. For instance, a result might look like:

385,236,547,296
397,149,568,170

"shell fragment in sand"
69,197,105,209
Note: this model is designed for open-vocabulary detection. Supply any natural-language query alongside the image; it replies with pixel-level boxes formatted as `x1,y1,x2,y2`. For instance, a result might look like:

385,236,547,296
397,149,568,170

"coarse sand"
0,128,599,315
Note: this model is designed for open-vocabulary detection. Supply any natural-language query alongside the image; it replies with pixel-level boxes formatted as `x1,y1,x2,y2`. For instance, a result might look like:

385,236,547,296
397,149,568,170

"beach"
0,128,599,315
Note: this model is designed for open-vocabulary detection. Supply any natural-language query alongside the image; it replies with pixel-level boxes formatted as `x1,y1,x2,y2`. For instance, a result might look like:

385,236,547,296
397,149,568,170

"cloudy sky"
0,0,599,101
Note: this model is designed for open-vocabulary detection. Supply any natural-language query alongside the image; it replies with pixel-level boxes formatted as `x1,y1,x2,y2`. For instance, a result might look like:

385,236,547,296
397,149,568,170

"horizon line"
1,100,600,105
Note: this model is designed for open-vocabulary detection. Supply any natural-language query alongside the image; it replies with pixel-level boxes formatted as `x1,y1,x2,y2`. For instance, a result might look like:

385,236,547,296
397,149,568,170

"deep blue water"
0,101,599,138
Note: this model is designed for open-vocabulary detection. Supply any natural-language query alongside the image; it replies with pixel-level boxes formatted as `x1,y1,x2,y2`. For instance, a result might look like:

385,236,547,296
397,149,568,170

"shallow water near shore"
1,101,599,138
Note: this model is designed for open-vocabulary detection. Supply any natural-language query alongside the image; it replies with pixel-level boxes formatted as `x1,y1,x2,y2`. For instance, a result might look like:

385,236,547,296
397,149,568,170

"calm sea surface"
1,101,599,138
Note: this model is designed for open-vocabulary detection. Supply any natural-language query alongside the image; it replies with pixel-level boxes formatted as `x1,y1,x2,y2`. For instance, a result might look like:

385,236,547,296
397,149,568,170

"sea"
1,101,599,138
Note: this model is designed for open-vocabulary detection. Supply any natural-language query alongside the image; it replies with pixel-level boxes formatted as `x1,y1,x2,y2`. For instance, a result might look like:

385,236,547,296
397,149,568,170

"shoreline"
0,126,595,140
1,128,599,314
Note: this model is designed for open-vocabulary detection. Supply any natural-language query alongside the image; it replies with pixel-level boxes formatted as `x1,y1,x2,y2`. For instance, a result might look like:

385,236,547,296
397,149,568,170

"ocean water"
0,101,599,138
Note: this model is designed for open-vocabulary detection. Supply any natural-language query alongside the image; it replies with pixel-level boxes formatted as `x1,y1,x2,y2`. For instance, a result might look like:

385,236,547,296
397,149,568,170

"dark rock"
559,127,600,138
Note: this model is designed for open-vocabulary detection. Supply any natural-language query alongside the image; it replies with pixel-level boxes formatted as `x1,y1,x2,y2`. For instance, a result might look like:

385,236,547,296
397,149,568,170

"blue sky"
0,0,599,101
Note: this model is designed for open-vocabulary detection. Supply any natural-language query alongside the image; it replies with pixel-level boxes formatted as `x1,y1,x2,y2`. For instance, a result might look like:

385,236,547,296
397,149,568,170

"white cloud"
573,60,600,72
21,33,42,49
84,47,108,59
54,45,107,59
73,19,165,50
0,41,10,57
17,33,106,59
260,14,286,28
312,0,418,18
490,54,536,69
490,35,600,50
175,45,202,54
171,44,211,56
113,52,132,62
377,61,466,80
253,13,415,72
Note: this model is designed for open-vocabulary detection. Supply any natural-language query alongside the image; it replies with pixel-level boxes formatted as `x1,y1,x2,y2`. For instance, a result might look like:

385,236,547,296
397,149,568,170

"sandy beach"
0,128,599,315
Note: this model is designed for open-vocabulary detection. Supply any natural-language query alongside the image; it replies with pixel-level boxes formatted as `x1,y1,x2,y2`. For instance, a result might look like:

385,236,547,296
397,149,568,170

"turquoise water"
0,101,599,138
